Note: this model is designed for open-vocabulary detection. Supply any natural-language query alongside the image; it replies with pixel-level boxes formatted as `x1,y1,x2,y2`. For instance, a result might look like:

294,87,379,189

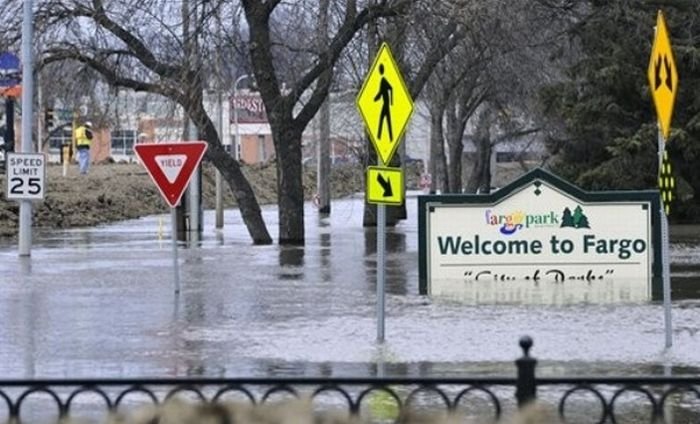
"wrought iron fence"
0,337,698,423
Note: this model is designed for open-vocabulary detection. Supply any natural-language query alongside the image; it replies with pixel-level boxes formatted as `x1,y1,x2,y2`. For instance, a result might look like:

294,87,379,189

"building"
41,88,435,167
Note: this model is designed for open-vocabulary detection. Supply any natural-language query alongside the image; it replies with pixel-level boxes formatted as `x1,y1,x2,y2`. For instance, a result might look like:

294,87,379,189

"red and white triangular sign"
134,141,208,207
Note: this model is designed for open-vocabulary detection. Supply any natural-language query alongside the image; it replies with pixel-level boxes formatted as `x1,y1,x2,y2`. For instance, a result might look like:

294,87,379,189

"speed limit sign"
5,152,46,201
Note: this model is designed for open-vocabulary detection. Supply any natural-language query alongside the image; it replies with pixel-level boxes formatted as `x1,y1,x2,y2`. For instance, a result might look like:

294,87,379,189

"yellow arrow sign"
366,166,404,205
648,10,678,141
356,43,414,164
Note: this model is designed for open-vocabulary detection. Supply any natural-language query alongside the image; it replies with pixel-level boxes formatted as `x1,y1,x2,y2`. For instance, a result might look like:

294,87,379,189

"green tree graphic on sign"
561,207,575,228
573,206,590,229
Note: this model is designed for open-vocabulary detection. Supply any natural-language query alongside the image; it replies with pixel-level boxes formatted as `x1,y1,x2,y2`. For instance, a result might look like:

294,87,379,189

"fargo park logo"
486,206,592,235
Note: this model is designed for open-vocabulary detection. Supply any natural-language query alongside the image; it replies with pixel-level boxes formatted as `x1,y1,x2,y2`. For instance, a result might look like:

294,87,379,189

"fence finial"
519,335,533,357
516,336,537,407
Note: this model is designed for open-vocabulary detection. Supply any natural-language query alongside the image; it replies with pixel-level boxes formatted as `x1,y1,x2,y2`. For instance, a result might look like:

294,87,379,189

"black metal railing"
0,337,698,423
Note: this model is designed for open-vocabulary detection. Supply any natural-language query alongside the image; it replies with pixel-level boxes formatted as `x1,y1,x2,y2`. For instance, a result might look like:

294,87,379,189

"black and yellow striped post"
658,149,675,216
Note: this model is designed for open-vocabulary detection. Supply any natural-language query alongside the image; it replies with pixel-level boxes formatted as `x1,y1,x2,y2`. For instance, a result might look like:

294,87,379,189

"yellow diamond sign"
648,10,678,141
356,43,414,164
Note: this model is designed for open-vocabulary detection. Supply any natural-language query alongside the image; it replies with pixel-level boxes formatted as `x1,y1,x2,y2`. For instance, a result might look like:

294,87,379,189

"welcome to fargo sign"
418,169,663,299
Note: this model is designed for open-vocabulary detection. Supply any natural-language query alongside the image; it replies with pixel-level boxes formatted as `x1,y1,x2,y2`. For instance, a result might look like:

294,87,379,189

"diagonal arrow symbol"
377,174,393,197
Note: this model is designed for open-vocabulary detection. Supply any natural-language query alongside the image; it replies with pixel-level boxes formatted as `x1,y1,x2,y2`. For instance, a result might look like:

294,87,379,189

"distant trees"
539,1,700,219
422,0,567,195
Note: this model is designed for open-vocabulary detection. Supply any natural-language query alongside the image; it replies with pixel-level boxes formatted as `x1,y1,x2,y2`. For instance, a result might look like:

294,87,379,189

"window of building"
111,129,137,156
48,128,72,153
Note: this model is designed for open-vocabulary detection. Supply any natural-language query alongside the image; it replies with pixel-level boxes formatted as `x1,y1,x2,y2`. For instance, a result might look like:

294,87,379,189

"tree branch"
409,20,464,99
91,0,182,78
42,48,177,98
293,0,409,105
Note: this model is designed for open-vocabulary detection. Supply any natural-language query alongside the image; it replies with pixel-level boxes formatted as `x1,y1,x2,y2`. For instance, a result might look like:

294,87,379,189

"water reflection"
363,228,409,295
432,278,650,305
319,219,332,283
278,247,304,281
386,230,408,295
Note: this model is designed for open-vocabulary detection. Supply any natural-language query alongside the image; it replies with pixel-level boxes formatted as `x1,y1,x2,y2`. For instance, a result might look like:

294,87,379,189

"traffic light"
44,108,54,131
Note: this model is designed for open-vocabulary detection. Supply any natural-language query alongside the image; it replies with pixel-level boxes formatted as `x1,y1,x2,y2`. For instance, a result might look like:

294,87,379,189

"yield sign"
134,142,208,207
648,10,678,141
356,43,414,164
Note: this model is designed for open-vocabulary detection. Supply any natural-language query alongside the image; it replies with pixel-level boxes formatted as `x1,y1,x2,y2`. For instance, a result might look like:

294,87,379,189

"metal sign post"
171,206,181,294
357,42,414,344
376,159,386,343
658,130,672,348
648,10,677,348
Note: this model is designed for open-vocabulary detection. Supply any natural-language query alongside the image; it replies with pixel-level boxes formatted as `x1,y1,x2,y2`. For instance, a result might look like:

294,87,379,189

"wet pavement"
1,193,700,379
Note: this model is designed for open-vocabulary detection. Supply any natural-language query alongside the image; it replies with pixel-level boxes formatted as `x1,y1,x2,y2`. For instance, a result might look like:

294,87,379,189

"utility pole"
316,0,331,214
214,11,224,229
215,92,224,229
36,74,42,153
187,120,202,241
182,0,202,242
18,0,35,256
4,97,15,155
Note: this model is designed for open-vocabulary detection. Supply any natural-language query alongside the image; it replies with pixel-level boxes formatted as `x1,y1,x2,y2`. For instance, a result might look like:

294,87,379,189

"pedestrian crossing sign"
356,42,414,165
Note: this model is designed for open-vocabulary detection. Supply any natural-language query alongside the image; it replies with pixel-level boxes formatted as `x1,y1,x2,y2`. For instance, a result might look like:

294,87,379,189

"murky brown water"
0,194,698,382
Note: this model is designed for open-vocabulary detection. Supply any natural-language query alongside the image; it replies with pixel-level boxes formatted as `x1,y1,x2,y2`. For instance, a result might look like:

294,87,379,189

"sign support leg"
661,210,672,348
171,207,181,294
377,159,386,344
658,129,672,348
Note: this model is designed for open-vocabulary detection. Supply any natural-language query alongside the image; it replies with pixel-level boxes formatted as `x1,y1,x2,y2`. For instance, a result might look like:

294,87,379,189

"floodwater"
0,193,700,381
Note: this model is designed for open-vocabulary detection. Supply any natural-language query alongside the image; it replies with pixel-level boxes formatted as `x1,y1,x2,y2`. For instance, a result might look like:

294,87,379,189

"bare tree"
242,0,431,243
426,0,569,194
4,0,274,244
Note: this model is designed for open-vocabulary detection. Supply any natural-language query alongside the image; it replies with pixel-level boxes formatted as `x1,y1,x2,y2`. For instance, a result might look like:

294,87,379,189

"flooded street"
1,193,700,379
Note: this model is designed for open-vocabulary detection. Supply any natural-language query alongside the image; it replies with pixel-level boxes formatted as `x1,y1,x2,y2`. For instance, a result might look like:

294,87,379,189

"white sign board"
418,169,661,302
5,152,46,201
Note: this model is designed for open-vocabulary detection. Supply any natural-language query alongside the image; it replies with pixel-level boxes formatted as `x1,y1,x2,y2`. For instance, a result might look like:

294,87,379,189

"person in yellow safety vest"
74,121,93,175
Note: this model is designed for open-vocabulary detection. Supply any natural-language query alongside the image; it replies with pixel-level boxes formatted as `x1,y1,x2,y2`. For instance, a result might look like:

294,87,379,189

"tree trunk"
363,14,379,227
466,106,492,193
316,0,331,215
317,99,331,214
188,98,272,244
429,102,448,193
479,142,493,194
209,144,272,244
445,103,463,193
273,124,305,244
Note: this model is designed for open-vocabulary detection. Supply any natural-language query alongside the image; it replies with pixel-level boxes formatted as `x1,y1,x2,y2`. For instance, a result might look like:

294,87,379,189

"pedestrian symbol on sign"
374,64,393,142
